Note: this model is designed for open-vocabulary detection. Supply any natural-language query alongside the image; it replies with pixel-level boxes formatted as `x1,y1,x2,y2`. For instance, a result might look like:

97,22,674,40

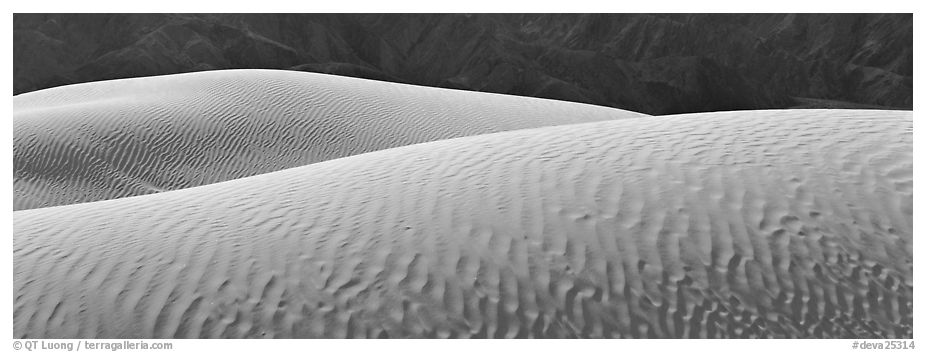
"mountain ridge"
14,13,912,115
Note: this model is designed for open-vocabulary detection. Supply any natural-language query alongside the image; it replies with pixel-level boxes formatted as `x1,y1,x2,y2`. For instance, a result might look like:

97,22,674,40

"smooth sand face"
13,109,911,338
13,69,645,210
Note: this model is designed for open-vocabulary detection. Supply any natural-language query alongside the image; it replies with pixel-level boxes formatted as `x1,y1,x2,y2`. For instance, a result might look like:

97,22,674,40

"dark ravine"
13,13,911,115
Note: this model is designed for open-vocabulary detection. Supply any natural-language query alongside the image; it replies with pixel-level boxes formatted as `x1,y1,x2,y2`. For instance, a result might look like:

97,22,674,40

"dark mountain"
13,13,912,115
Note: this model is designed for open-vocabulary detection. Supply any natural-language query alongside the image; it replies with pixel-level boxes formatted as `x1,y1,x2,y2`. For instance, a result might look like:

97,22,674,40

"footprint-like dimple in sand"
13,69,645,210
13,108,911,338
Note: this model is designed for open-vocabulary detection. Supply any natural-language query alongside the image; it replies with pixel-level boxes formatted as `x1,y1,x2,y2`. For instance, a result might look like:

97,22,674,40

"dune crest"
13,69,645,210
13,109,911,338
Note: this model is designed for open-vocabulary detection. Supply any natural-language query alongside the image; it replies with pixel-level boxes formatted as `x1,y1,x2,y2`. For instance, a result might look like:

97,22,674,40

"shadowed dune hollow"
12,70,912,339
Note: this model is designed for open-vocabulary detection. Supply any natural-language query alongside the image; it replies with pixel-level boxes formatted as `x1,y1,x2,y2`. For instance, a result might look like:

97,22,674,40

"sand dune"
13,69,645,210
13,109,911,338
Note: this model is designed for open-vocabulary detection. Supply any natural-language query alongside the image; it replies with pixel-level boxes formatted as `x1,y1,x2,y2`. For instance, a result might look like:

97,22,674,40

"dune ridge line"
14,69,646,210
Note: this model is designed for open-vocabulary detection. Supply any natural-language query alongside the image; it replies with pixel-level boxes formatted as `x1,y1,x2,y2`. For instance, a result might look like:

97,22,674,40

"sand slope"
13,69,645,210
13,110,911,338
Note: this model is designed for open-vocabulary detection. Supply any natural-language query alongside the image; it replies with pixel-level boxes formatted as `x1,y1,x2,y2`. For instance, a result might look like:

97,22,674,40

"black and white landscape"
12,13,913,339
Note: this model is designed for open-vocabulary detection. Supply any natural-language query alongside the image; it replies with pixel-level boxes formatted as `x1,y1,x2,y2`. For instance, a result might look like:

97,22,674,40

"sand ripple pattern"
13,69,644,210
13,110,911,338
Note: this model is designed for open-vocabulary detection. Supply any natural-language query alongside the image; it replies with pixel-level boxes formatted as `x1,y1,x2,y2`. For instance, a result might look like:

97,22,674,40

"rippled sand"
13,69,644,210
13,108,911,338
